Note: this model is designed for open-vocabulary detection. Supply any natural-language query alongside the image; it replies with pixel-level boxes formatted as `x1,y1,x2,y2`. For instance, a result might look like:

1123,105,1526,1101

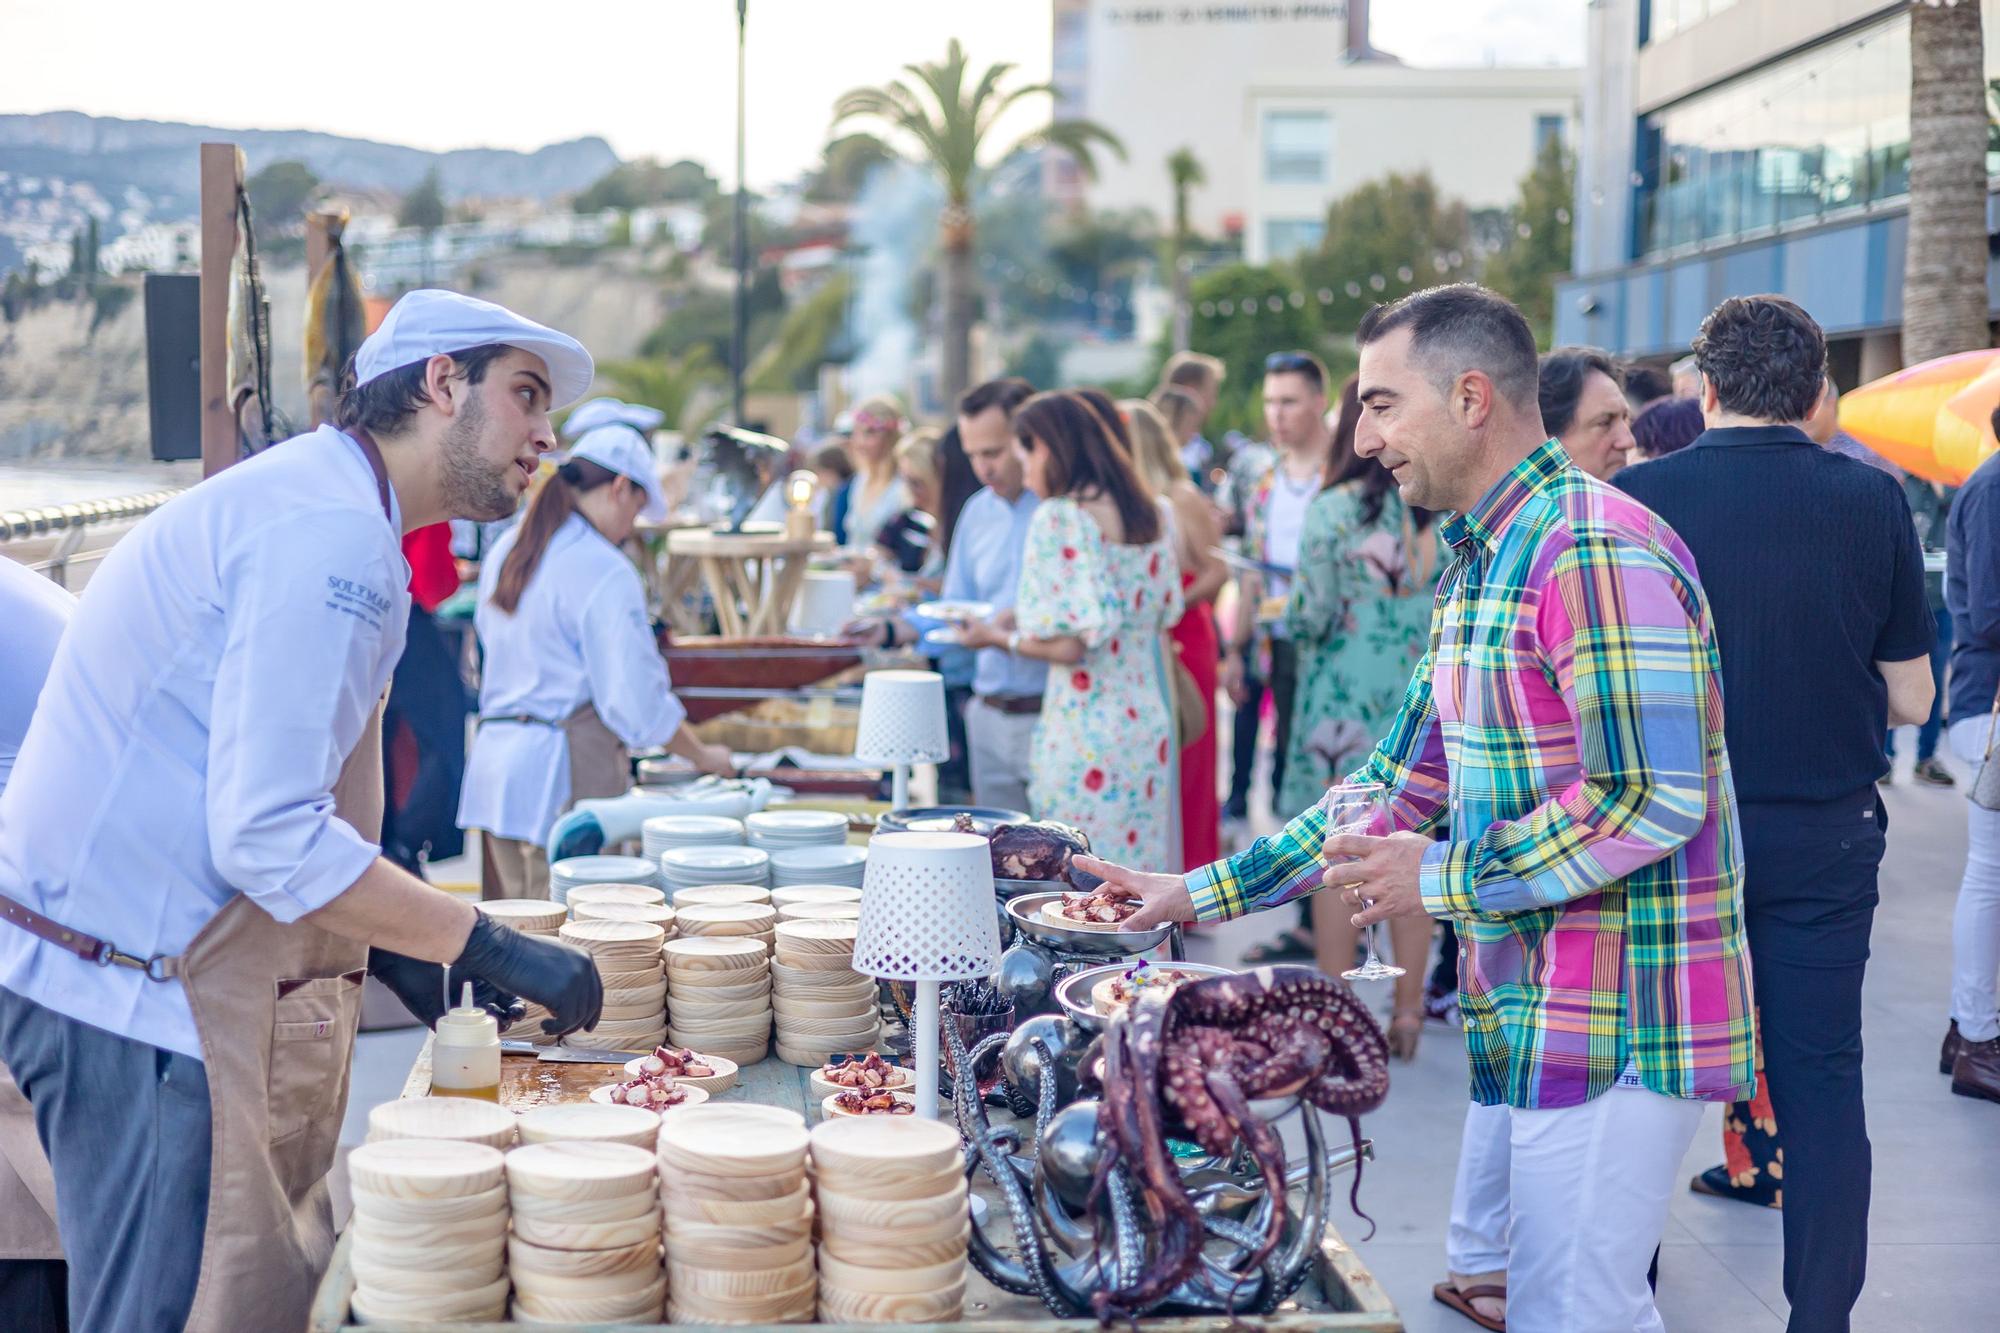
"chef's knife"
500,1040,648,1064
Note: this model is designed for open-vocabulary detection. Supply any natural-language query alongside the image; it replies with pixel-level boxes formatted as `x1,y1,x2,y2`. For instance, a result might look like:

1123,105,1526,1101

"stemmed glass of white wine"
1319,781,1404,981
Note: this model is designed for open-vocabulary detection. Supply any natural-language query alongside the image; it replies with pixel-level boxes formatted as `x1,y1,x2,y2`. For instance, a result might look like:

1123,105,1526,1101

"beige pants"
485,835,552,900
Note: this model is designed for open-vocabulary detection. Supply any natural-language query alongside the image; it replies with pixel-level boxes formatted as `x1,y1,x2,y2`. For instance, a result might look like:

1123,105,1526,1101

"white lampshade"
853,832,1001,982
853,670,951,766
789,569,857,635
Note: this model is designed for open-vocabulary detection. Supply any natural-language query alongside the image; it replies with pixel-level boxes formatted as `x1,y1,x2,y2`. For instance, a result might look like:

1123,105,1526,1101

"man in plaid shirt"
1081,285,1755,1332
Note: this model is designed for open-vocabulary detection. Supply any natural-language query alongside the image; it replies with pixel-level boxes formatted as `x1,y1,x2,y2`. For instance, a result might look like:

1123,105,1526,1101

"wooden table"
666,529,835,638
308,1039,1403,1332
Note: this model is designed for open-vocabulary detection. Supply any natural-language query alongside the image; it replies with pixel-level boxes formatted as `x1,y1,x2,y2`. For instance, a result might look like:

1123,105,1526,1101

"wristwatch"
1007,630,1022,656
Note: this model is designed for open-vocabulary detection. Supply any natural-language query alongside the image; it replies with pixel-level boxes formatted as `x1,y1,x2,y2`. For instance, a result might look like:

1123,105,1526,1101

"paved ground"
344,730,2000,1330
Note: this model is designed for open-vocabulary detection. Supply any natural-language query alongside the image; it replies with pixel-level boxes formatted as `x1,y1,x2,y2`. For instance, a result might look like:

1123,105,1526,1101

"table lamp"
853,668,950,813
852,831,1002,1119
783,469,818,542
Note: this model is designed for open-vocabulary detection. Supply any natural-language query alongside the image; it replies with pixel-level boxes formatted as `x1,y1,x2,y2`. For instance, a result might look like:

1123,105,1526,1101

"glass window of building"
1264,110,1331,186
1264,218,1326,261
1633,3,1999,257
1535,114,1566,153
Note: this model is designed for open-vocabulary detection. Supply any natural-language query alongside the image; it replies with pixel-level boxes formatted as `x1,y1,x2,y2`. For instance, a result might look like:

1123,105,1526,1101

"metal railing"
0,489,185,589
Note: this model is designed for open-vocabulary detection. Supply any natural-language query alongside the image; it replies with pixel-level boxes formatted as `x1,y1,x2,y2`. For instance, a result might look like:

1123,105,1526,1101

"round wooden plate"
562,918,669,949
816,1279,966,1325
597,965,667,990
666,994,770,1022
810,1110,961,1176
566,883,667,908
474,899,568,931
348,1275,510,1324
665,1250,814,1298
589,1082,709,1111
660,1233,812,1272
770,950,861,975
662,1211,814,1251
820,1220,970,1268
348,1229,504,1275
602,981,669,1006
655,1104,808,1177
776,901,861,923
767,884,863,908
571,900,678,930
346,1181,508,1227
620,1052,740,1096
817,1250,966,1295
777,1011,882,1039
665,1008,771,1037
346,1206,508,1250
818,1089,918,1120
511,1274,667,1322
506,1141,659,1202
662,937,767,972
510,1210,661,1251
675,902,778,937
807,1063,911,1102
345,1139,504,1199
670,883,771,908
507,1233,662,1278
509,1185,658,1225
350,1251,502,1296
667,1178,811,1225
815,1177,968,1231
667,974,772,1001
772,918,859,954
658,1165,806,1204
667,1284,815,1325
811,1158,964,1202
516,1096,664,1144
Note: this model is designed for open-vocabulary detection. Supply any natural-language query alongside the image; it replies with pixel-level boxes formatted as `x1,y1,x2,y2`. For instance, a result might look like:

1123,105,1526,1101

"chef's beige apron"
480,703,630,900
175,701,383,1333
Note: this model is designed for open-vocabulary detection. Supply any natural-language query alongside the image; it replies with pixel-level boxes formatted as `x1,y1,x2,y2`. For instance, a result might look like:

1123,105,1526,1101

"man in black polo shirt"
1617,295,1935,1333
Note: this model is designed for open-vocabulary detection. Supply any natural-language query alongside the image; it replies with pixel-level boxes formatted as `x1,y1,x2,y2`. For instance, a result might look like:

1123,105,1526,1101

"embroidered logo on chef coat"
325,575,392,630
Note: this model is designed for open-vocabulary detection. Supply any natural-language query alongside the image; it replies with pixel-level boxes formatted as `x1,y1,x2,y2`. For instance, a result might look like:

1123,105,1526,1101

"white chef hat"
355,289,594,409
562,397,667,440
567,425,669,523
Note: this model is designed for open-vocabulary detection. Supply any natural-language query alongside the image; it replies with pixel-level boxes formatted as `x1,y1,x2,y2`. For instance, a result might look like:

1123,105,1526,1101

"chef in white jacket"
459,425,734,898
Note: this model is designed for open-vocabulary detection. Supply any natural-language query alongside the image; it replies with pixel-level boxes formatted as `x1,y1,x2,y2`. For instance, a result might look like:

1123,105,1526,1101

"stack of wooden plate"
565,883,667,912
768,884,863,911
476,900,568,1043
559,920,668,1053
671,883,770,910
658,1105,816,1325
809,1116,970,1324
676,901,778,952
345,1140,510,1325
517,1103,662,1151
365,1096,517,1151
662,937,772,1065
770,919,878,1067
506,1142,664,1325
775,900,861,924
568,899,679,935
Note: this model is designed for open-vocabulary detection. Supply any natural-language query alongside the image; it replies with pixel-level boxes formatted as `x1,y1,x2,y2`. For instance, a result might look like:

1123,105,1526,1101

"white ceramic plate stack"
768,844,866,890
744,808,850,854
770,919,878,1068
559,920,668,1053
517,1102,663,1151
568,899,679,937
660,845,772,892
551,855,662,908
345,1140,510,1325
768,884,864,910
677,901,779,953
671,883,771,910
809,1115,970,1324
657,1105,816,1325
365,1096,517,1151
506,1142,664,1326
662,937,772,1066
475,900,569,1043
641,814,746,862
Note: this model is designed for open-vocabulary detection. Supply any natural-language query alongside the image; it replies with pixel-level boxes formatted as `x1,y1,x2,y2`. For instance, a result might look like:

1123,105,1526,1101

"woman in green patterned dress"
1280,378,1442,1058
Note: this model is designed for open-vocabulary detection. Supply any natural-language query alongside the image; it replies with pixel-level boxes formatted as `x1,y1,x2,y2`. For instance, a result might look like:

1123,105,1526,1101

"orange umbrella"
1838,348,2000,484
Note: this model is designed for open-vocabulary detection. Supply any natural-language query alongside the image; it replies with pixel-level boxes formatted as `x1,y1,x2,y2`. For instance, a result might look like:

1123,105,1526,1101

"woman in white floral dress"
964,392,1182,860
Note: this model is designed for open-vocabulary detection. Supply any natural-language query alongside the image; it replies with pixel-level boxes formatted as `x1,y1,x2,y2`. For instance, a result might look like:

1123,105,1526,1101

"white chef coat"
0,558,74,797
457,512,687,847
0,426,408,1061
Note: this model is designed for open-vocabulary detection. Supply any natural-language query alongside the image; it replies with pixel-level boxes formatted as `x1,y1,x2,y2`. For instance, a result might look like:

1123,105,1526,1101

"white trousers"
1445,1088,1704,1333
1950,717,2000,1042
965,700,1038,814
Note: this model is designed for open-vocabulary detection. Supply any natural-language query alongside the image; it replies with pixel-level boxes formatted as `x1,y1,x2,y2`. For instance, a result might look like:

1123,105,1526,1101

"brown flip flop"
1433,1280,1507,1332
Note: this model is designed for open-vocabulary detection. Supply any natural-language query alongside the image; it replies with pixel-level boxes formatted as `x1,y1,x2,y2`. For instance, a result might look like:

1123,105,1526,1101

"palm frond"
1008,118,1127,182
975,80,1058,139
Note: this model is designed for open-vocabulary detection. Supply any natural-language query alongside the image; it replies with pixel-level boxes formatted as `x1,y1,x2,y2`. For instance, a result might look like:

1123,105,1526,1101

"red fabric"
1173,572,1221,870
402,523,458,611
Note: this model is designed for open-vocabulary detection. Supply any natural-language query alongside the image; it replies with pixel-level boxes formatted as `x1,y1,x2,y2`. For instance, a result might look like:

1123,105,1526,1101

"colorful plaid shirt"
1186,441,1757,1110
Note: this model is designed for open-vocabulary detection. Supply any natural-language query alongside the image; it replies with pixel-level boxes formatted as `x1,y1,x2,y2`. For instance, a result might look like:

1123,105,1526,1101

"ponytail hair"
492,457,621,613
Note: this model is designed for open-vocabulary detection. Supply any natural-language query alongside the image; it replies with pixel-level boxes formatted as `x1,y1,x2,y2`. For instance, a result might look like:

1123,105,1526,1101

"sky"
1,0,1587,190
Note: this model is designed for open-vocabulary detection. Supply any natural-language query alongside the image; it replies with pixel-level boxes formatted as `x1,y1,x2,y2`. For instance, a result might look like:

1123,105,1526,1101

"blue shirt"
1947,450,2000,725
941,487,1046,698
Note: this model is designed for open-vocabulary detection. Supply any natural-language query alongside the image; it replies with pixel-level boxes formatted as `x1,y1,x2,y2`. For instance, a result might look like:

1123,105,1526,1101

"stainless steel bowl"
1002,892,1175,959
1052,962,1236,1033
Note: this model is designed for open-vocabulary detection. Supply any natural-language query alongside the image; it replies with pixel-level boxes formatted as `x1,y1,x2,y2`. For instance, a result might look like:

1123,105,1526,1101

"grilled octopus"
1091,965,1390,1322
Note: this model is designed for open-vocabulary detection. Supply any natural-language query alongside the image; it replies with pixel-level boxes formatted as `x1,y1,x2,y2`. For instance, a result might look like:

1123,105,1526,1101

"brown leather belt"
976,693,1044,716
0,895,179,980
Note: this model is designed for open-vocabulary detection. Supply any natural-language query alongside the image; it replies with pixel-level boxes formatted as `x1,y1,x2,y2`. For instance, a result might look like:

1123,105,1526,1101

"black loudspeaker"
144,273,201,462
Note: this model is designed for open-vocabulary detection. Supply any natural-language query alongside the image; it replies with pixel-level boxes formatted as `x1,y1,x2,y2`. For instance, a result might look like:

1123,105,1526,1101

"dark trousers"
1739,793,1884,1333
0,1260,66,1332
0,989,211,1333
1225,637,1298,812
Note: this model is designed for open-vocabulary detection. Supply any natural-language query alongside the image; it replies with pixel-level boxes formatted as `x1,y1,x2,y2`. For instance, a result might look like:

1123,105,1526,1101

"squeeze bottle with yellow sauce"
432,982,502,1102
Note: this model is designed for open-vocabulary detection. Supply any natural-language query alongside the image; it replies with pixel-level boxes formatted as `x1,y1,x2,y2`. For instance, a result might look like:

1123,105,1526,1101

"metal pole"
731,0,748,425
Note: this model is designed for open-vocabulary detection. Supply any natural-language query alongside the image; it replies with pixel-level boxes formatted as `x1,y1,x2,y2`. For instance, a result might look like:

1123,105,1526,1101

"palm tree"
833,39,1124,402
1903,0,1991,367
1166,147,1206,351
593,347,723,435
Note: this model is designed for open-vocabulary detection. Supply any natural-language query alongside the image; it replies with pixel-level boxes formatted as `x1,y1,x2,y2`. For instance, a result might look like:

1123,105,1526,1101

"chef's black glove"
452,915,603,1038
366,947,525,1030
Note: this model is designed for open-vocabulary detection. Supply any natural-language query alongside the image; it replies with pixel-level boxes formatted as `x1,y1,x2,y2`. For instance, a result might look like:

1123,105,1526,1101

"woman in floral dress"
963,391,1182,861
1282,378,1441,1056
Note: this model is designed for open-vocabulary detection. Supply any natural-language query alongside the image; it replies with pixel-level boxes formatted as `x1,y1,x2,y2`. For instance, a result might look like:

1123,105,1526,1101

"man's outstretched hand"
1070,855,1196,930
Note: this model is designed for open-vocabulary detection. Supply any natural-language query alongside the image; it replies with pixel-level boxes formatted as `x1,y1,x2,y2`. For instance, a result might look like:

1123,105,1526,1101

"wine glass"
1318,781,1405,982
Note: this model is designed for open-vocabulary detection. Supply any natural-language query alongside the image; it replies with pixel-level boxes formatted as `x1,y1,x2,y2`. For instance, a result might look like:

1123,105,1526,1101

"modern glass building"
1557,0,2000,376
